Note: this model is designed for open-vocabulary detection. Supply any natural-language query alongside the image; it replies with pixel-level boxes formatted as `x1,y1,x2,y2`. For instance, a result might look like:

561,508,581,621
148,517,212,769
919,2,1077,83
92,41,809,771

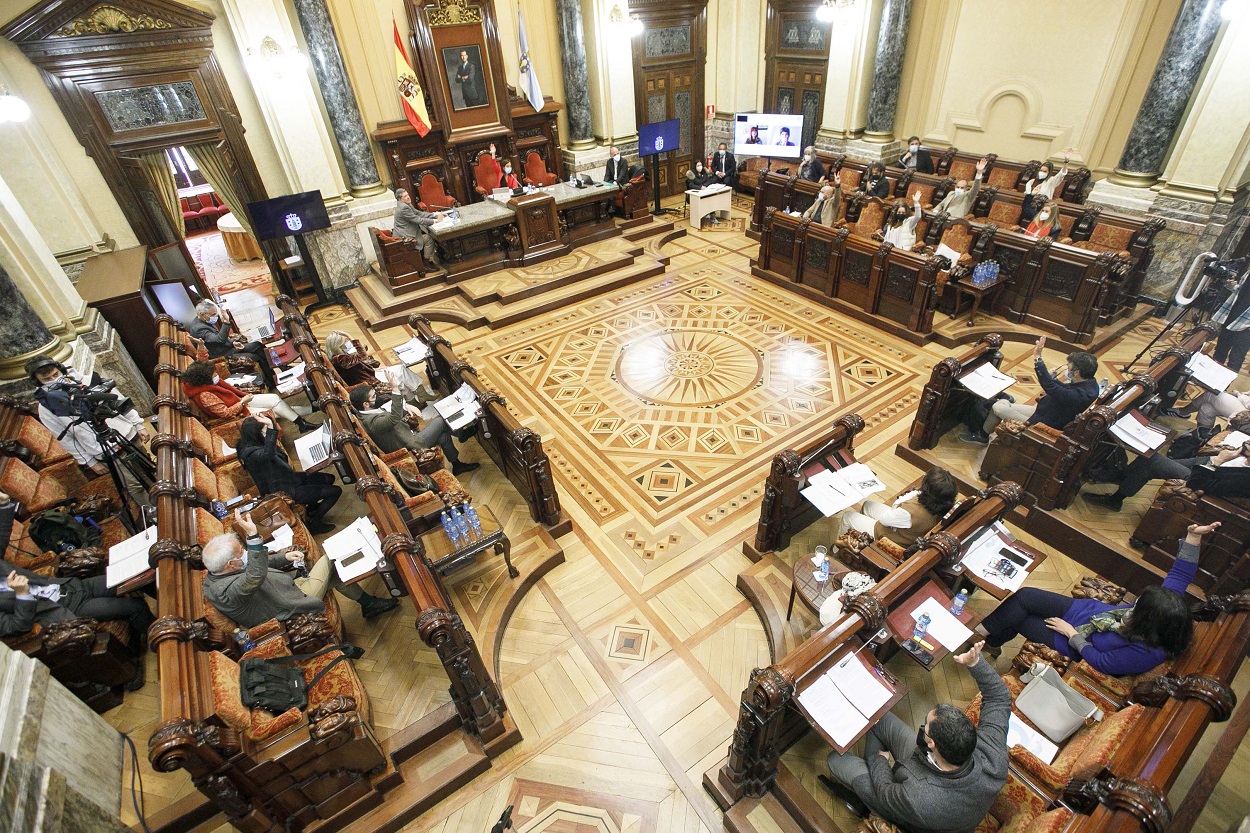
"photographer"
24,355,149,478
1212,266,1250,373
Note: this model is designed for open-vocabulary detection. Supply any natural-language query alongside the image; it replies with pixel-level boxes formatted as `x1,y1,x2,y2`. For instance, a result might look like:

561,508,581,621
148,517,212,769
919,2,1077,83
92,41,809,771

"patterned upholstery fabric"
988,202,1020,226
1089,224,1131,250
0,456,69,511
302,647,371,723
1070,659,1172,702
986,168,1018,190
991,772,1051,833
207,650,303,741
1058,214,1076,237
914,184,935,208
1013,703,1145,792
15,416,71,466
195,507,226,546
942,223,974,254
949,160,977,181
188,417,242,466
840,169,862,190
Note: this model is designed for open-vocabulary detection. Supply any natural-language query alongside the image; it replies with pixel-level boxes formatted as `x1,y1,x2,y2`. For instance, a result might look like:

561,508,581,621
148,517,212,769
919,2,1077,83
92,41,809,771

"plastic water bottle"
452,507,470,542
913,613,931,643
234,628,256,653
440,510,458,545
950,590,968,616
464,502,482,538
1099,378,1109,396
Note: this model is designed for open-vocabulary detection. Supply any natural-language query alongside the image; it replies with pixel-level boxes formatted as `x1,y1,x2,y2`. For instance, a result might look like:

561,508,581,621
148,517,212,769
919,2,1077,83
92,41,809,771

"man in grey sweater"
825,641,1009,833
933,157,988,219
202,510,396,625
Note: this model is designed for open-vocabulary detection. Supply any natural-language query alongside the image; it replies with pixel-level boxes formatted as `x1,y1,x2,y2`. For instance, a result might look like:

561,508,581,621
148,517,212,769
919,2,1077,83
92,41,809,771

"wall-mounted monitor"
247,191,331,241
733,113,805,159
638,119,681,158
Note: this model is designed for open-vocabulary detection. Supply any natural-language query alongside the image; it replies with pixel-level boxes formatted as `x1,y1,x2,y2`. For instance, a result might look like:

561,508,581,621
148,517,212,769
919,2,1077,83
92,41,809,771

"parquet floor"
104,198,1250,833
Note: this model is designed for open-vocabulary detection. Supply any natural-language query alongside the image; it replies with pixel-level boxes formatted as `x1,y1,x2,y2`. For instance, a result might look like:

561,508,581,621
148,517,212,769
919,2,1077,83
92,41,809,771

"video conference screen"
638,118,681,158
247,191,332,241
733,113,804,159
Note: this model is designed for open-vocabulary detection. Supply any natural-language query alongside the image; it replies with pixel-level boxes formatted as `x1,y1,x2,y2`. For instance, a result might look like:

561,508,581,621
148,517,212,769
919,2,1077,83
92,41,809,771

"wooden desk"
792,641,908,754
951,274,1006,327
687,186,732,229
218,212,263,261
509,191,567,263
418,504,517,577
886,578,982,669
430,200,517,279
951,535,1047,601
787,555,846,619
548,182,620,247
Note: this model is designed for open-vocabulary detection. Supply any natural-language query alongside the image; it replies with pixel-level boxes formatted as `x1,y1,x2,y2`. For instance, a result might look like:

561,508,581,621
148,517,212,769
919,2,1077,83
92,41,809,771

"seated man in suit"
604,146,629,187
347,383,479,476
202,510,397,624
960,337,1099,444
898,136,935,173
189,300,276,389
934,158,987,217
392,188,446,266
0,493,153,683
711,142,736,188
857,163,891,199
801,177,843,226
1085,439,1250,512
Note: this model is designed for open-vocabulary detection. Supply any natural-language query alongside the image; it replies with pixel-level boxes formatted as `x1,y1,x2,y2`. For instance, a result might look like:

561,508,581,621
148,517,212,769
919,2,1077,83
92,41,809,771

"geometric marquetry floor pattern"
106,199,1250,833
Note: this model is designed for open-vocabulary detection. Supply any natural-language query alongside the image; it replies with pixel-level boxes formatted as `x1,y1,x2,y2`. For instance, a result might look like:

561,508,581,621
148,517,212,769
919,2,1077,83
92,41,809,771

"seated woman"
1022,200,1062,239
181,360,317,432
236,413,341,534
880,191,923,249
836,467,958,548
979,522,1212,675
347,384,479,476
323,330,436,404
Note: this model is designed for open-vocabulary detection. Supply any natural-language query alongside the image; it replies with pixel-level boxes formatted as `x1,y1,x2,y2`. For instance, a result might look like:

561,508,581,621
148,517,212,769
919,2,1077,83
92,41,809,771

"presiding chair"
416,172,458,211
523,151,559,187
472,150,503,199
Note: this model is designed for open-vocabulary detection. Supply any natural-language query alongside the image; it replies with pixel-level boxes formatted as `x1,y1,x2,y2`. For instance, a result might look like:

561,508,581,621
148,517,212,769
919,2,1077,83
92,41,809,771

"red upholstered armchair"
523,151,558,187
473,150,503,198
416,172,458,211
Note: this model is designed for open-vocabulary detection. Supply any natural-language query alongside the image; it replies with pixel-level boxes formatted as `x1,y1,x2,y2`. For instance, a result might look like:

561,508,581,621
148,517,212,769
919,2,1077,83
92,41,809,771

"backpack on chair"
28,508,104,553
239,643,364,713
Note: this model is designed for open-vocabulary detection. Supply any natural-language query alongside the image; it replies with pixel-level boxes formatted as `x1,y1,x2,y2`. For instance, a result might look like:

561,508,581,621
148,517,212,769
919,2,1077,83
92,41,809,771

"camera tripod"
66,417,156,535
1121,302,1210,375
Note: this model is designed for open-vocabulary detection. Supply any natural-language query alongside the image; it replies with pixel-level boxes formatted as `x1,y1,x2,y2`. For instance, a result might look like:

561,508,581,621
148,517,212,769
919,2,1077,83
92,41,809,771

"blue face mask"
207,315,219,325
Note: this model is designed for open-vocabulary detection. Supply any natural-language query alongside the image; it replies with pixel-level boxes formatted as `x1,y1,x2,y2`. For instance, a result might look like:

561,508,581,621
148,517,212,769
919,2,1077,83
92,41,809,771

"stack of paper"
800,463,885,516
323,517,383,582
275,362,306,395
960,522,1032,592
227,374,258,386
798,651,894,748
295,422,333,471
1110,410,1168,455
394,337,431,366
934,243,963,269
106,526,158,588
958,363,1015,399
1220,430,1250,448
1008,714,1059,765
263,524,296,553
909,598,974,650
434,382,482,431
1187,352,1238,393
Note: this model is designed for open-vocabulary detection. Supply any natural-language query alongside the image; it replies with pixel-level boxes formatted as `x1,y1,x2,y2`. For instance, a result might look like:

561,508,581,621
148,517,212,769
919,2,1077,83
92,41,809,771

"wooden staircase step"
622,216,679,241
725,793,809,833
477,257,667,327
459,247,640,306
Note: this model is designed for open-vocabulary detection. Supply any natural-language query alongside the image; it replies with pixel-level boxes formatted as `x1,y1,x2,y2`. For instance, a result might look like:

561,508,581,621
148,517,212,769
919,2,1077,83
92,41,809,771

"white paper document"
910,598,974,651
394,337,431,365
226,374,257,386
1110,410,1169,454
958,363,1015,399
960,523,1032,592
434,382,481,430
221,440,236,457
801,464,885,516
798,675,865,748
1008,714,1059,765
934,243,963,268
294,422,333,470
1187,352,1238,393
263,524,296,553
828,652,893,716
1221,430,1250,448
322,516,383,582
106,526,158,588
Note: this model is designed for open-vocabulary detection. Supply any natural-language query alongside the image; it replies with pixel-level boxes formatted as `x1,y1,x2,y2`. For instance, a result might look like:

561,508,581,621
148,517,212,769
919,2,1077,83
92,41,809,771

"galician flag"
518,9,544,112
393,19,431,136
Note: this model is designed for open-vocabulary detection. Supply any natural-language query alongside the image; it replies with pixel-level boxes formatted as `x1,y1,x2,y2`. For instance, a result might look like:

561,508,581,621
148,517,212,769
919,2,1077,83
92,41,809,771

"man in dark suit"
348,385,479,476
455,49,487,107
0,494,153,643
189,299,276,389
898,136,935,174
604,146,629,187
711,143,736,188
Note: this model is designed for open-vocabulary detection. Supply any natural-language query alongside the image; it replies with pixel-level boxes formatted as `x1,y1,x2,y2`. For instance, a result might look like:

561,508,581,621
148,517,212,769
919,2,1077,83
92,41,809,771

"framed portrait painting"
442,44,489,111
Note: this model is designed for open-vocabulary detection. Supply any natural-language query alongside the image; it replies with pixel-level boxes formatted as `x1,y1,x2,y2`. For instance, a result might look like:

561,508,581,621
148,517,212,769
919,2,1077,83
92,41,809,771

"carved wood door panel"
764,4,830,153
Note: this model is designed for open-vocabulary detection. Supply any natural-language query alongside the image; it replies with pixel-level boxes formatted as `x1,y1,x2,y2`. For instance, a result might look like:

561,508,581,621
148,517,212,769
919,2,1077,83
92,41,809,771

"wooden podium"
508,192,569,264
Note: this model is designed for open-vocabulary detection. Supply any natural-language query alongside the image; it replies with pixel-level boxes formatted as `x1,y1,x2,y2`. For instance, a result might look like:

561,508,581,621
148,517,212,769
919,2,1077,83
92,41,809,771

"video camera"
49,377,134,422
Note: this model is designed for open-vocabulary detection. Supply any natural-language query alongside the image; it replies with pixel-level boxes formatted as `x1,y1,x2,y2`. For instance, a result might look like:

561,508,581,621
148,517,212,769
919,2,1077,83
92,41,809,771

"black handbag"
239,643,364,713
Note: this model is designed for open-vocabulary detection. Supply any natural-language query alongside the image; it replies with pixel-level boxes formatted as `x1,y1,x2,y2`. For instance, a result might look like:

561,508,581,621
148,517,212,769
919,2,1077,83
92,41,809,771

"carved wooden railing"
907,334,1005,450
719,482,1021,802
981,323,1217,511
752,413,864,555
407,312,566,531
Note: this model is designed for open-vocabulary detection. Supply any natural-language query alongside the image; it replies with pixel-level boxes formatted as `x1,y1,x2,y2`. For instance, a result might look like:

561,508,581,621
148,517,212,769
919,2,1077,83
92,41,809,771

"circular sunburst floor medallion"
615,329,764,407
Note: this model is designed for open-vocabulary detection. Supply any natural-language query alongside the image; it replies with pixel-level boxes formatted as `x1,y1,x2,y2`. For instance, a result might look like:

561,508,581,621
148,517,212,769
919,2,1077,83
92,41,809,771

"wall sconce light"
610,4,643,36
0,86,31,123
628,15,644,36
250,36,308,78
815,0,855,22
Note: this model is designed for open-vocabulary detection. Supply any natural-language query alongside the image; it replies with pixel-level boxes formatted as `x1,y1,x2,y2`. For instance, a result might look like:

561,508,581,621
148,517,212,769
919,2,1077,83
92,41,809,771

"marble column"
291,0,383,196
556,0,595,149
0,260,55,362
1111,0,1225,188
863,0,912,142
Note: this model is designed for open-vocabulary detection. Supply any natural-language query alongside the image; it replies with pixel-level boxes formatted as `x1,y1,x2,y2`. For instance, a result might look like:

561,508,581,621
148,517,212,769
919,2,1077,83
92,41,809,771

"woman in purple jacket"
979,522,1217,676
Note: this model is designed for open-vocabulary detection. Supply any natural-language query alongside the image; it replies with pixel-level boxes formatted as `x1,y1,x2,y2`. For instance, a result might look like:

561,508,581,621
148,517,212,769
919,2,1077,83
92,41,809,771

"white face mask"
718,150,725,156
342,342,356,355
803,154,811,163
212,375,220,384
1038,211,1050,221
954,188,966,196
910,144,920,152
207,315,219,325
504,167,512,175
1037,171,1048,180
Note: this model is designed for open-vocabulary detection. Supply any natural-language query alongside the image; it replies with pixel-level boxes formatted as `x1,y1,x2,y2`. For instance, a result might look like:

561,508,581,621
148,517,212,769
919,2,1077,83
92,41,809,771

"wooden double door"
631,0,707,198
763,4,831,153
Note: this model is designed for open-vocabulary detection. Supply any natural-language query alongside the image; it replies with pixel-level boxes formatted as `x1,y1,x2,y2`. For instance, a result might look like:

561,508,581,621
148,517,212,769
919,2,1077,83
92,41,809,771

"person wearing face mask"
823,641,1008,829
711,142,736,188
604,146,630,187
323,330,437,404
1021,156,1070,223
856,163,891,200
201,508,397,625
180,359,317,432
189,300,276,389
798,146,826,183
800,176,843,227
24,355,150,478
500,161,522,190
880,192,924,249
960,336,1099,444
348,384,479,476
1023,200,1063,239
898,136,935,174
392,188,448,267
934,157,988,218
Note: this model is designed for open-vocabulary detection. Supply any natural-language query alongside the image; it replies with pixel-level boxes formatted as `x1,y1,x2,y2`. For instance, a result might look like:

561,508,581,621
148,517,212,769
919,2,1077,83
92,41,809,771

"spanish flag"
393,19,431,137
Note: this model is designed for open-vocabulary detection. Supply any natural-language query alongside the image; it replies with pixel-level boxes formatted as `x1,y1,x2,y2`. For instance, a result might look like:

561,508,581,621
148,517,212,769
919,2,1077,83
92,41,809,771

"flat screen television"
733,113,804,159
638,119,681,158
246,191,332,241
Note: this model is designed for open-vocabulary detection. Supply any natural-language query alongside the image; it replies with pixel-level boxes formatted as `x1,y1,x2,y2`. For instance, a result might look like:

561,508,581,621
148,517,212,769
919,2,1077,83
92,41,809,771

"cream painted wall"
706,0,765,115
582,0,637,144
894,0,1156,170
819,0,880,138
326,0,567,187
